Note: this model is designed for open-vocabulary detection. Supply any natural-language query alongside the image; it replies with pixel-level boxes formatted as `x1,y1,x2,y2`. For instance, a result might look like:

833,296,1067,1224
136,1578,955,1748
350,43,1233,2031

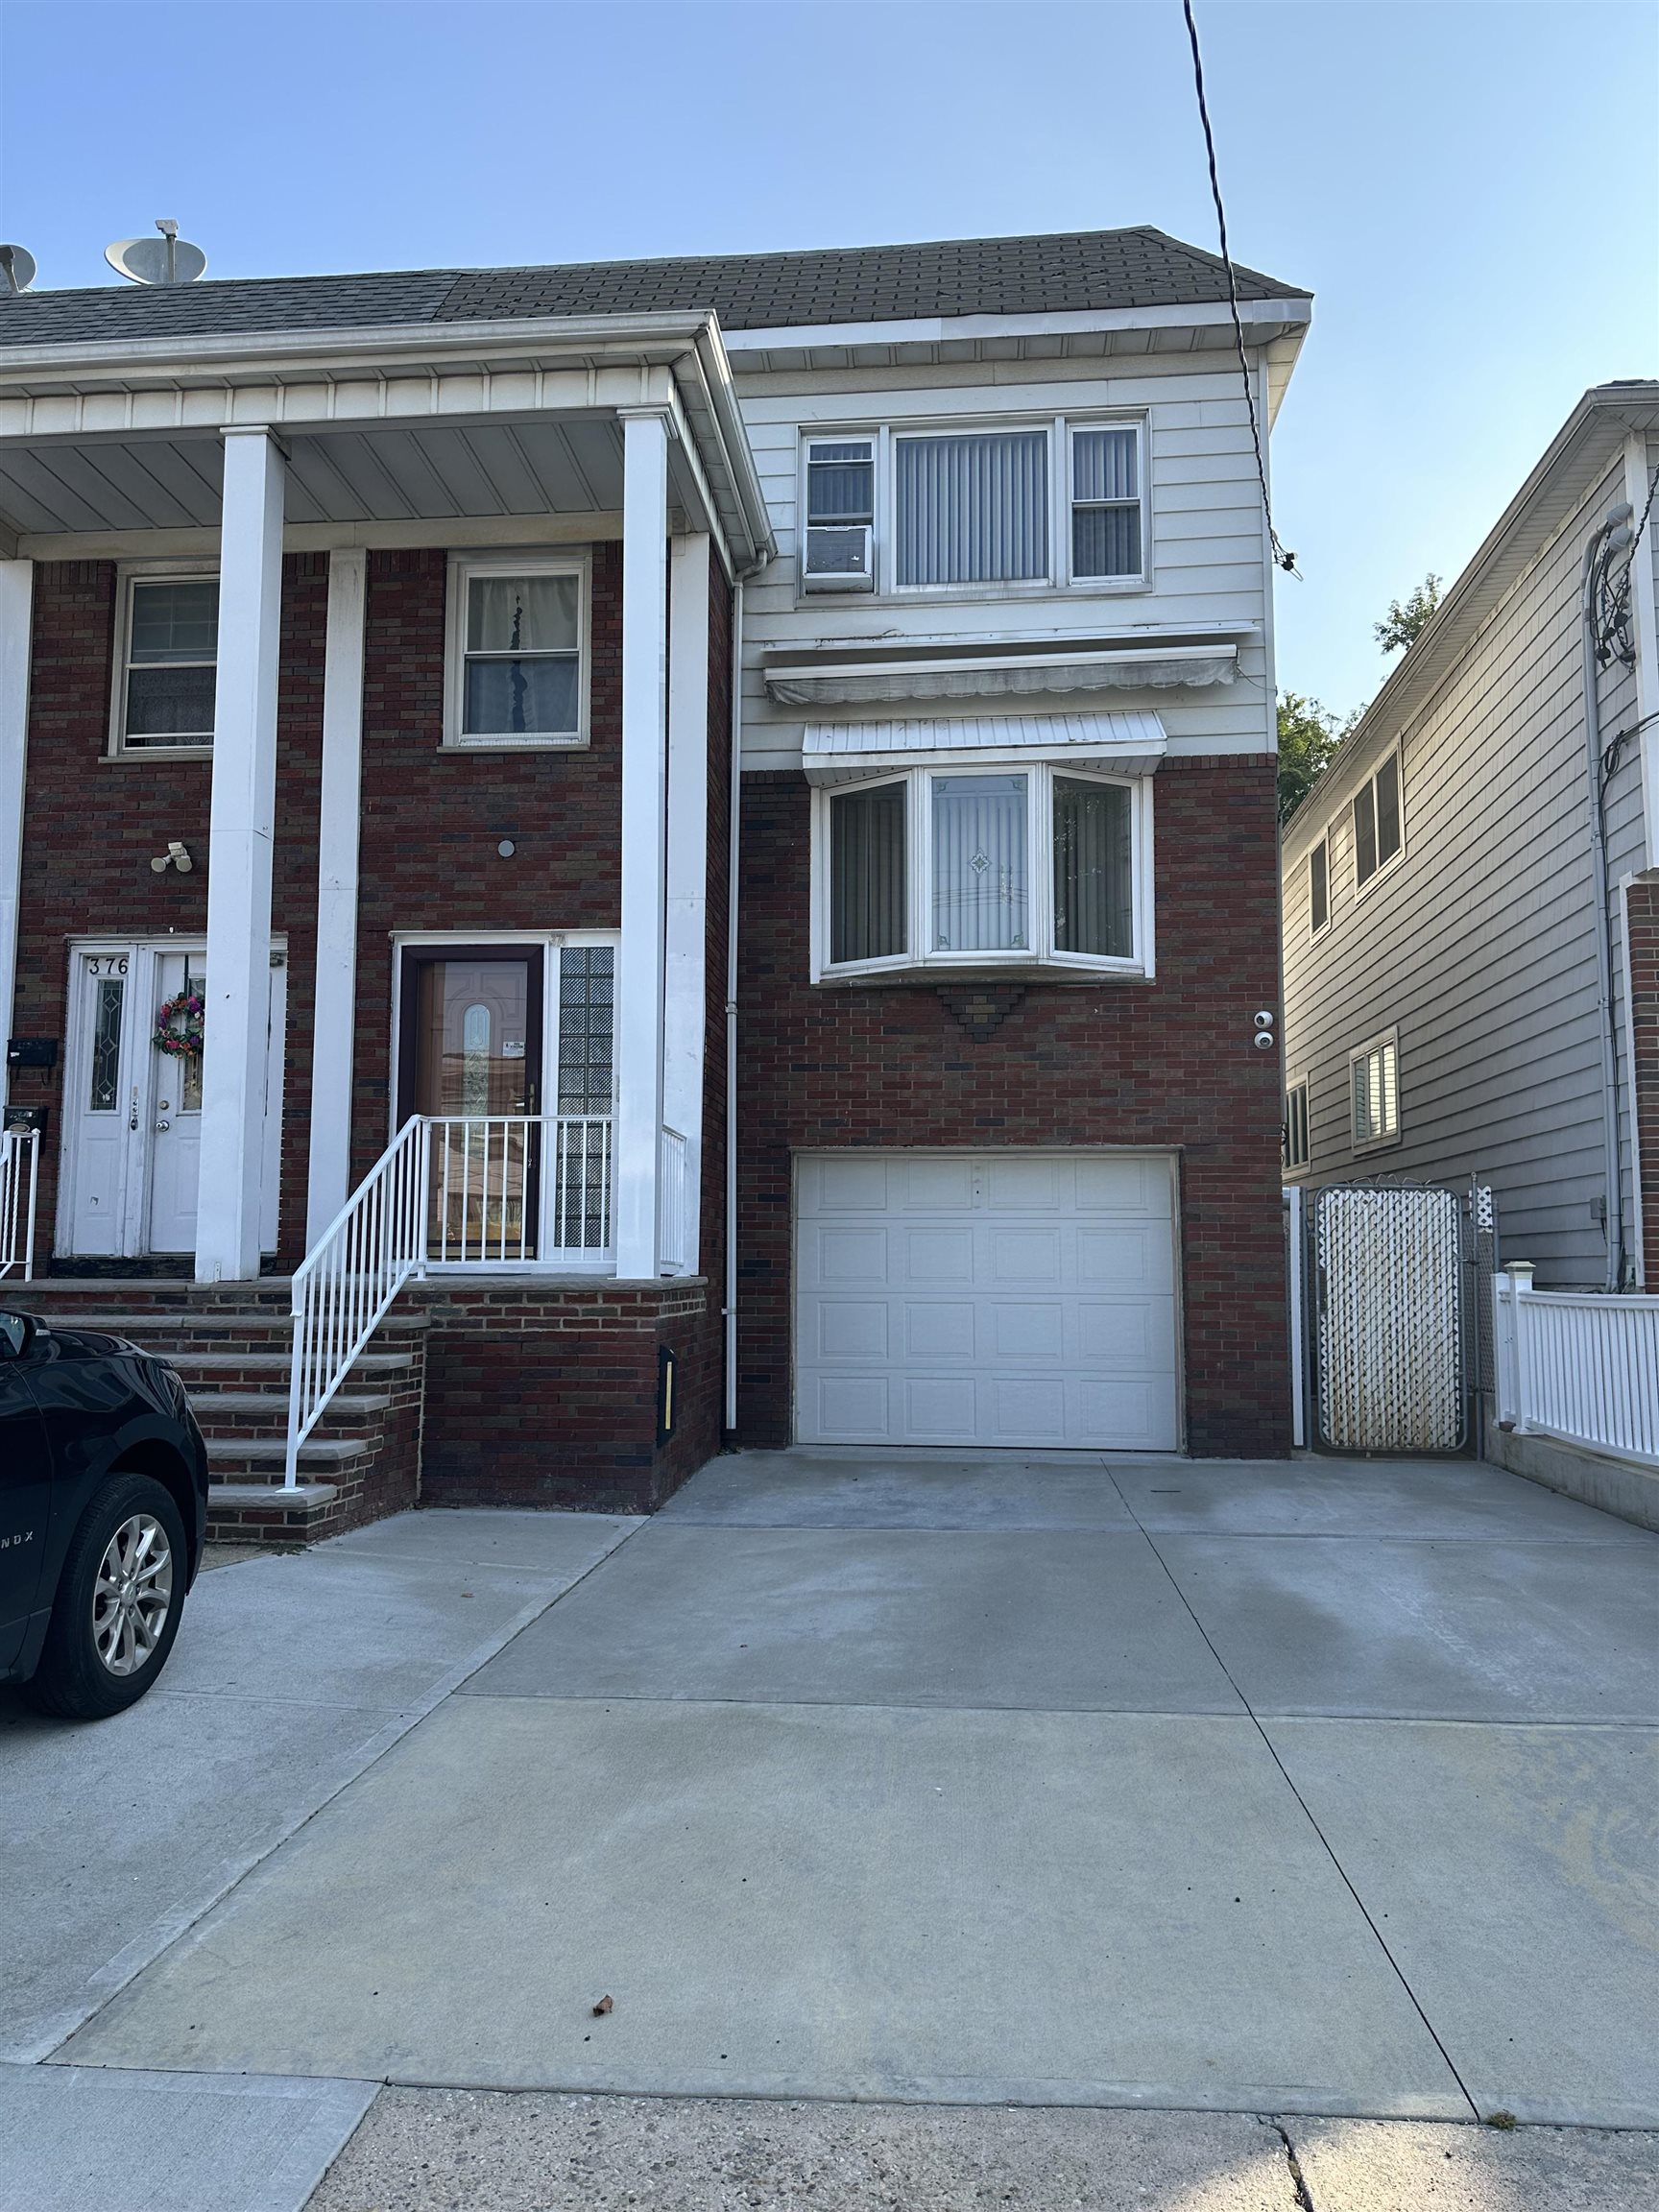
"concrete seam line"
1099,1469,1484,2125
34,1516,655,2065
1266,2118,1318,2212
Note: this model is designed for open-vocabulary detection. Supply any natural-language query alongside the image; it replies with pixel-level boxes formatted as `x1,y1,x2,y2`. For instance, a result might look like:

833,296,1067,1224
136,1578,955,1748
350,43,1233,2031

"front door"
59,942,286,1260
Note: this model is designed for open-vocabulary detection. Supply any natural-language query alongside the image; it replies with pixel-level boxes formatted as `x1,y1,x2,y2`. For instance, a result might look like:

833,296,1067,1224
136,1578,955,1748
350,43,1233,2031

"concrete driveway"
3,1448,1656,2207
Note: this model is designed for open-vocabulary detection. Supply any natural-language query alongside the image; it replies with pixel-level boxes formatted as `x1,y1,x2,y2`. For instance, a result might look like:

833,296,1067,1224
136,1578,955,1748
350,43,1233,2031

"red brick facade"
1629,870,1659,1286
732,757,1292,1458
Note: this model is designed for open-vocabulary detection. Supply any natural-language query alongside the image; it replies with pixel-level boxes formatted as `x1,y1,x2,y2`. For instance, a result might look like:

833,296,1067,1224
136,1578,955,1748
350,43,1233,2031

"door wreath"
153,992,205,1061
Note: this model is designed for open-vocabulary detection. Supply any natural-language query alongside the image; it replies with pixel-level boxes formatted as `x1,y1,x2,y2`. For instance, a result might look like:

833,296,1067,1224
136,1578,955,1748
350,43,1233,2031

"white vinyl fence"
1495,1266,1659,1468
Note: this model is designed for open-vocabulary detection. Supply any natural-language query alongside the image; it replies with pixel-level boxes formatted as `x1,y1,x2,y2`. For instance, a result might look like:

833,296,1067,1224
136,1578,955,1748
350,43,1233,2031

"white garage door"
794,1150,1180,1450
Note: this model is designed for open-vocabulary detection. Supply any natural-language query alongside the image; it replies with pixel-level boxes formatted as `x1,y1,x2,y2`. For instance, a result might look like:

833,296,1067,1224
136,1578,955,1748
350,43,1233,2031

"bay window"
816,762,1151,979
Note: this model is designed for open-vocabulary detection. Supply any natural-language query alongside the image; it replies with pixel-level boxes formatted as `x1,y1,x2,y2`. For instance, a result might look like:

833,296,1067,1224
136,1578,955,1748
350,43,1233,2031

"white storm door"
61,948,145,1257
794,1149,1180,1450
146,950,206,1254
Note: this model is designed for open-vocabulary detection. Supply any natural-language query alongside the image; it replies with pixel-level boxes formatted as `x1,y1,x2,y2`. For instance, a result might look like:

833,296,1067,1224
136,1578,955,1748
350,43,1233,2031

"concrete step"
188,1389,391,1439
168,1349,419,1380
206,1434,372,1479
206,1480,340,1543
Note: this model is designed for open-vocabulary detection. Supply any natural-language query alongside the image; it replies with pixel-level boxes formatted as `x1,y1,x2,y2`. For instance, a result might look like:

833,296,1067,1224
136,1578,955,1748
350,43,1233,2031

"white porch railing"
660,1126,688,1275
284,1112,616,1484
0,1128,39,1281
1495,1266,1659,1468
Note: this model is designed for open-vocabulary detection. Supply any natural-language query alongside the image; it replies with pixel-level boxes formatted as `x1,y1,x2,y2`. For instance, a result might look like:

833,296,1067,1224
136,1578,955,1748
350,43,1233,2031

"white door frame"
57,935,287,1261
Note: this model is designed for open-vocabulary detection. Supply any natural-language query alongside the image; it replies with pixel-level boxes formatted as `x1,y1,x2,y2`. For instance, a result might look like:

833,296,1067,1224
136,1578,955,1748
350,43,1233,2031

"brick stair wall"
5,1280,426,1544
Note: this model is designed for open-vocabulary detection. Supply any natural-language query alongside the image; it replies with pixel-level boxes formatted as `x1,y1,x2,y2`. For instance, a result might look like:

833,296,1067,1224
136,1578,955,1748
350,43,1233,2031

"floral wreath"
153,992,205,1061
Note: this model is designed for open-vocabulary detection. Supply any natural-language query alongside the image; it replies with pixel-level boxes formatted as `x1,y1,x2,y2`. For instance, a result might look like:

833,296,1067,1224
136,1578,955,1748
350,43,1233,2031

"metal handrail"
0,1128,39,1281
282,1113,617,1485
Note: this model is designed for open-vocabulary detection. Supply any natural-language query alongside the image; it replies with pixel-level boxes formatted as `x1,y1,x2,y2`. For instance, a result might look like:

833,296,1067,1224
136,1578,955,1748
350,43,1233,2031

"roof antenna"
106,218,207,286
0,244,36,295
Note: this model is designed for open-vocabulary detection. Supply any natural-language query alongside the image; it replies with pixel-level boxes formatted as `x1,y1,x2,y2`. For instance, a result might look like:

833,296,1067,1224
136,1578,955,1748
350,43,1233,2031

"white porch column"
0,560,33,1116
197,427,285,1282
663,532,711,1272
304,548,367,1245
614,408,672,1279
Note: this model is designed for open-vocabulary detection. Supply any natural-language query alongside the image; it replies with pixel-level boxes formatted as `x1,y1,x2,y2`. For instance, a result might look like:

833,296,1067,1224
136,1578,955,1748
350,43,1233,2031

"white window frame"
795,413,1150,603
1349,1028,1401,1151
1352,749,1405,896
108,562,220,758
1283,1075,1310,1174
444,551,590,751
810,758,1155,984
1308,835,1331,940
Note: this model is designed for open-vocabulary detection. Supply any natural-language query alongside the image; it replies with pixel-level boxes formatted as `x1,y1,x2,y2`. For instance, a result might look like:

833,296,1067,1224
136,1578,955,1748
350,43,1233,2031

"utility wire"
1630,462,1659,563
1181,0,1298,576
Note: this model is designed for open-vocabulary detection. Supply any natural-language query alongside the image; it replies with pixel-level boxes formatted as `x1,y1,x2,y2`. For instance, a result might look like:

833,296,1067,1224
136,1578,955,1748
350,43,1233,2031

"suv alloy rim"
92,1513,174,1676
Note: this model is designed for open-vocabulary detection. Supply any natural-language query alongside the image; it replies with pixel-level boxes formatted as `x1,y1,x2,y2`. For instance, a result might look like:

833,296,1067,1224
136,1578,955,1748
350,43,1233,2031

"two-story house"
1281,383,1659,1297
0,228,1311,1535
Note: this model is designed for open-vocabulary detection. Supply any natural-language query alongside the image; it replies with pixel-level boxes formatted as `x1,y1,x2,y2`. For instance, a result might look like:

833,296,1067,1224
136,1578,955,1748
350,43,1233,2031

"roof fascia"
720,295,1312,354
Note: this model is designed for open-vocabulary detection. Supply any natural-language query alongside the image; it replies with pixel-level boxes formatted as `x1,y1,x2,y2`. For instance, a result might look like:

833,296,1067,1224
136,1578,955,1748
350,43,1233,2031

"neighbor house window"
1070,425,1143,579
802,439,876,589
447,558,586,747
1284,1079,1310,1171
117,574,218,750
817,763,1147,978
1354,753,1403,887
1309,838,1330,936
1350,1032,1400,1146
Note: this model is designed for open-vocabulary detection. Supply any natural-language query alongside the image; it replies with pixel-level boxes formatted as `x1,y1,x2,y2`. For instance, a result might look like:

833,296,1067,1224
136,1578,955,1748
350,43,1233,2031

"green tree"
1375,573,1442,655
1277,692,1356,824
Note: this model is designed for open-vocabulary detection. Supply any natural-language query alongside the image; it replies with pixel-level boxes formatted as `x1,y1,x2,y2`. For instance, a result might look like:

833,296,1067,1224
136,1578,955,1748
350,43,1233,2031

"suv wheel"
30,1473,189,1719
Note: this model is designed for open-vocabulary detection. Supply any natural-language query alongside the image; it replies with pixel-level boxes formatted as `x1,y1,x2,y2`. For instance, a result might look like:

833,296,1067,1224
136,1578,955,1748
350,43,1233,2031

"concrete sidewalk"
4,1450,1656,2206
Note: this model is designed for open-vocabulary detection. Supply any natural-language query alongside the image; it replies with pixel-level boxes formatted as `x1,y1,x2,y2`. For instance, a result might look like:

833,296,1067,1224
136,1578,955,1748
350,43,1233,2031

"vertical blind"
931,774,1029,951
1071,427,1142,579
1052,777,1133,957
896,432,1048,586
830,782,907,964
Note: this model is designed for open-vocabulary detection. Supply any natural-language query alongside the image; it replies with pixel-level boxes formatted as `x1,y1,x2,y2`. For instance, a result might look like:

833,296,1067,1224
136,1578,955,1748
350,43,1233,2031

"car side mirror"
0,1310,36,1361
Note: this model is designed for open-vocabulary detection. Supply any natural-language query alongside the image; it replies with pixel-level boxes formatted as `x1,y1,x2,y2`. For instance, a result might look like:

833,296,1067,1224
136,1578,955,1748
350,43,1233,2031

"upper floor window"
803,440,875,591
1354,752,1402,888
816,761,1150,981
1309,837,1329,936
1351,1030,1400,1147
800,417,1147,599
446,556,587,748
115,573,218,752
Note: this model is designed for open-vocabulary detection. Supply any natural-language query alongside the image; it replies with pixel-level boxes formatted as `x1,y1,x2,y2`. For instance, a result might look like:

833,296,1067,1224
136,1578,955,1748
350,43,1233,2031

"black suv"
1,1308,209,1719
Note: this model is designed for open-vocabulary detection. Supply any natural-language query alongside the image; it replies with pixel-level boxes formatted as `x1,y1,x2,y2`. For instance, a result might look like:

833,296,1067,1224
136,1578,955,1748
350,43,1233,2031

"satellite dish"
0,244,36,295
106,220,207,286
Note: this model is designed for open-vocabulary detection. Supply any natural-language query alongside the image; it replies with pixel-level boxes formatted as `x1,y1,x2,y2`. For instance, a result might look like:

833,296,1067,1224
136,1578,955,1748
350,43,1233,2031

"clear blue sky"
2,1,1654,713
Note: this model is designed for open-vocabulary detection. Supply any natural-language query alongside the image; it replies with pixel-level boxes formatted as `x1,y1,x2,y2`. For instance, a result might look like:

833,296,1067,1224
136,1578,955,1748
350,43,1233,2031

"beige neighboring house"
1281,381,1659,1292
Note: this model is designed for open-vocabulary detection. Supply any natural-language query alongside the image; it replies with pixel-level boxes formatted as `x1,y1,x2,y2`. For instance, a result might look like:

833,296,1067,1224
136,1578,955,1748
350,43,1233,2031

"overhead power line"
1180,0,1298,576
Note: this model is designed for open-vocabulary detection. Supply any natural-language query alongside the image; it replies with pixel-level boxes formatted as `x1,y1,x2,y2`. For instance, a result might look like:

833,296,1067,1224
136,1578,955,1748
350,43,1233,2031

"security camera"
1253,1010,1275,1029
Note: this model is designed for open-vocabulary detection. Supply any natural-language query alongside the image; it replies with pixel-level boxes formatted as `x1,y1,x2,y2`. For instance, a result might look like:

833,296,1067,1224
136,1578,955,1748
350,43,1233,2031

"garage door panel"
813,1375,892,1441
904,1302,976,1358
904,1377,979,1441
990,1302,1067,1360
809,1155,893,1213
815,1301,890,1359
899,1156,976,1212
796,1152,1179,1451
903,1228,975,1282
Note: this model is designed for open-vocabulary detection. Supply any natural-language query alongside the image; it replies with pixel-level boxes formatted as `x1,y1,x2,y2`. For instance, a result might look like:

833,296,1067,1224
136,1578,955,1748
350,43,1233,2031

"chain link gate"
1302,1184,1489,1455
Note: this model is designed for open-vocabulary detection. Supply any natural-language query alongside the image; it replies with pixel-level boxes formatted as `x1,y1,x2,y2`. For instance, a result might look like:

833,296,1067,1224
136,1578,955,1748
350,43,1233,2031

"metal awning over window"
801,709,1167,786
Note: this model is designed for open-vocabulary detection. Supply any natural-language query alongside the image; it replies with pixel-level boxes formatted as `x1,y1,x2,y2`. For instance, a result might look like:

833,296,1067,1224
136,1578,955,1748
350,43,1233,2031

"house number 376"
86,956,129,976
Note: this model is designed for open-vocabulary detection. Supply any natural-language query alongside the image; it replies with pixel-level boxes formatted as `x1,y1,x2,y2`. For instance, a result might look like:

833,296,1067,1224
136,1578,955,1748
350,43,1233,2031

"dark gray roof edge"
0,224,1311,350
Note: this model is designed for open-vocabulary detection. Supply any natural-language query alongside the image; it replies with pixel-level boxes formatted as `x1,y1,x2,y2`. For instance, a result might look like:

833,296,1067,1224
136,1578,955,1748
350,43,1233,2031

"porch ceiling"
0,414,657,537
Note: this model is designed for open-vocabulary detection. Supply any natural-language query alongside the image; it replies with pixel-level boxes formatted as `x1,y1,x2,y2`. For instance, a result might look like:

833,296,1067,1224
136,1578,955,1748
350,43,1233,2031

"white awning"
766,641,1236,709
801,709,1167,785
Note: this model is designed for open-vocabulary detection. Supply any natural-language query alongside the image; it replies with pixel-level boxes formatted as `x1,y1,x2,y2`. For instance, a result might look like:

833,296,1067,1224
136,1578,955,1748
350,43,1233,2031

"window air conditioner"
803,523,875,592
